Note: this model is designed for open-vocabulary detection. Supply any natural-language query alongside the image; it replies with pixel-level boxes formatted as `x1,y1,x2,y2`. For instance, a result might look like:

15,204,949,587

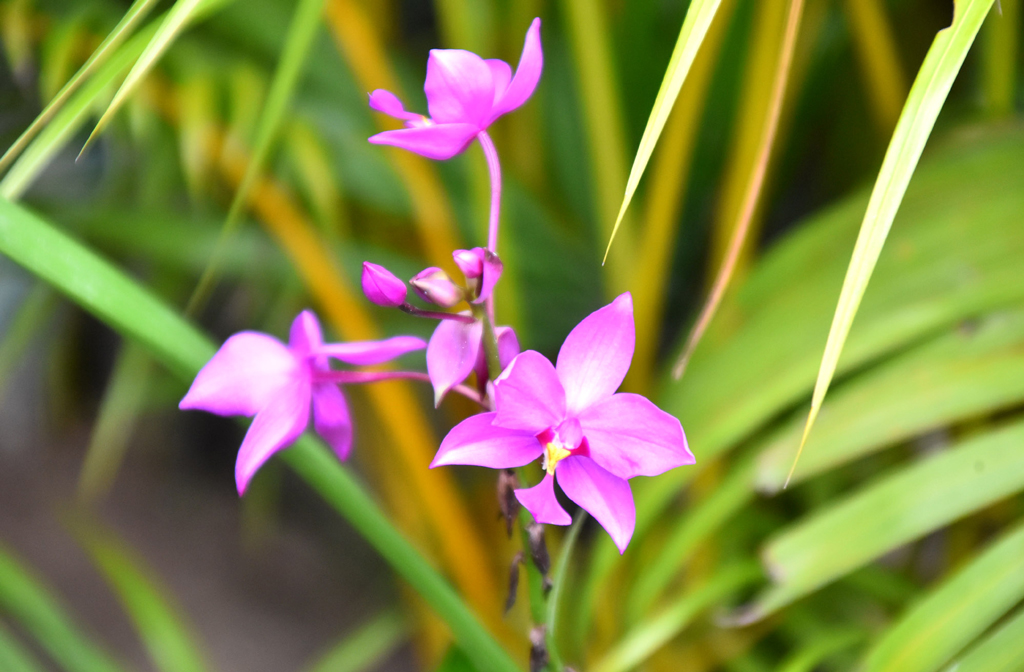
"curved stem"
399,303,476,324
477,131,503,253
314,370,488,408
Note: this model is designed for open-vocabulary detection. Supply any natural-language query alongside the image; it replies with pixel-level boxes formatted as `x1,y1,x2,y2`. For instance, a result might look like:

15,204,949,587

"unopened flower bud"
452,247,502,304
497,469,521,537
505,551,523,615
361,262,407,307
410,267,464,308
529,625,549,672
526,522,550,577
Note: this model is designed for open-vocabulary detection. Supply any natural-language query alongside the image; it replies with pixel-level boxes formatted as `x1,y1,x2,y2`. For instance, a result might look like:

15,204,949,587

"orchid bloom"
430,294,693,552
180,311,426,494
428,317,519,406
368,18,542,252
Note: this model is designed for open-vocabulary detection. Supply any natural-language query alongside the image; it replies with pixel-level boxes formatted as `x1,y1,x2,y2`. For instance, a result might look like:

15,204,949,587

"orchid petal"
424,48,495,126
431,412,542,468
427,317,483,405
556,292,635,415
180,332,297,417
472,249,503,304
515,473,571,525
485,59,512,107
369,123,480,161
235,375,311,494
493,350,566,432
320,335,426,365
368,89,422,122
557,456,635,553
288,310,323,357
490,18,543,122
578,393,693,478
312,383,353,461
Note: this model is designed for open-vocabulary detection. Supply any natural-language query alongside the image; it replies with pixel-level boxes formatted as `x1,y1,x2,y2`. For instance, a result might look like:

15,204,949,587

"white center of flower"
541,441,573,476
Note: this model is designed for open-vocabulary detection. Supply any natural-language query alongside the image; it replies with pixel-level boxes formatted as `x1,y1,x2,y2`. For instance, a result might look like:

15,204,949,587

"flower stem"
473,303,503,383
315,370,488,408
477,130,502,253
399,303,476,324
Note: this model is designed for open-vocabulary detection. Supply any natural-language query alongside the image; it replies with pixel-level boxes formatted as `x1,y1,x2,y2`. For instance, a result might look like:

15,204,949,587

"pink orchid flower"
180,310,426,494
427,318,519,406
367,18,542,162
430,294,693,552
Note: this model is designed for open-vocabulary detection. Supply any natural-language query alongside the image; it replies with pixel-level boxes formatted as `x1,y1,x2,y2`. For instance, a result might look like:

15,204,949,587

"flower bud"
529,625,549,672
410,267,464,308
361,262,407,307
453,247,502,304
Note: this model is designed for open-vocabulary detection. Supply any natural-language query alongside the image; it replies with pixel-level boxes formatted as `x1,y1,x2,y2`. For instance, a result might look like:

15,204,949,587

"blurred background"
0,0,1022,670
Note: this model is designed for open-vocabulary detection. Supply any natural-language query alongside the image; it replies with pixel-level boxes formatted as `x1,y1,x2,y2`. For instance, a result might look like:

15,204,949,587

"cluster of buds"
361,246,503,311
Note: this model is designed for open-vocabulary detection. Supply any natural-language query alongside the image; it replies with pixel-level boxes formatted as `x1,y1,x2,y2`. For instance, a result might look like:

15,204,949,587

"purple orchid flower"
430,294,693,552
367,18,542,162
427,317,519,406
180,310,426,494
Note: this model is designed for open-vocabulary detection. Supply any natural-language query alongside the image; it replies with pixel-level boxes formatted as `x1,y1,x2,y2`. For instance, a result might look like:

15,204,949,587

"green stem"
546,511,587,670
474,303,503,382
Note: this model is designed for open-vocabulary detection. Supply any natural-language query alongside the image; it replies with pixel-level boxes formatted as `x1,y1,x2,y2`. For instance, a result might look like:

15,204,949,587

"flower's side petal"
424,49,494,126
496,326,521,370
320,335,427,366
490,18,542,122
432,412,542,468
312,383,352,461
485,59,512,107
493,350,566,432
515,473,571,525
369,123,480,161
235,375,311,495
557,456,635,553
427,318,483,405
368,89,422,121
578,393,694,478
472,249,503,304
556,292,635,415
180,333,297,417
288,310,323,357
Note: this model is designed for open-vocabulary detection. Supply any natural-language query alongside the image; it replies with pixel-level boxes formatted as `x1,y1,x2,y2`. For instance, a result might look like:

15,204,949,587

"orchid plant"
180,18,692,665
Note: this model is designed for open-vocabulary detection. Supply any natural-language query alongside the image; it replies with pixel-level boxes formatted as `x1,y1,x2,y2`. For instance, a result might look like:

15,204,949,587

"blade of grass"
185,0,327,315
627,0,737,393
844,0,908,131
0,544,125,672
944,604,1024,672
602,0,724,263
859,518,1024,672
777,630,865,672
305,611,406,672
545,511,586,671
981,0,1018,118
0,283,56,399
672,0,806,379
0,196,521,672
77,341,152,502
0,622,45,672
0,0,161,174
74,523,209,672
785,0,997,486
560,0,635,292
590,564,760,672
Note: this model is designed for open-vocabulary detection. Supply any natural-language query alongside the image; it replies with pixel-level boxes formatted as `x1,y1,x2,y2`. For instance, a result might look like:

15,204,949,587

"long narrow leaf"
945,604,1024,672
788,0,997,484
0,622,46,672
305,611,406,672
76,525,208,672
0,197,520,672
602,0,723,261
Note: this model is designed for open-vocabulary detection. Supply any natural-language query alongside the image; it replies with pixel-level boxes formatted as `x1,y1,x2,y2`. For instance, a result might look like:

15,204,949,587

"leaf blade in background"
0,283,56,398
602,0,723,262
790,0,997,484
843,0,907,131
980,0,1018,118
0,197,520,672
76,524,209,672
0,622,46,672
0,0,161,174
945,604,1024,672
305,611,406,672
860,520,1024,672
0,544,125,672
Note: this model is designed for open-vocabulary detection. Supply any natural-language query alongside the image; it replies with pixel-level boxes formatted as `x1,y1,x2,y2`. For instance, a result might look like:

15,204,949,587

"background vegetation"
0,0,1021,670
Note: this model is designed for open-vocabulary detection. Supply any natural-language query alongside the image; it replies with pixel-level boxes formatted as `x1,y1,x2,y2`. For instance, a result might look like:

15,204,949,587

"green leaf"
0,283,57,397
0,622,46,672
0,544,125,672
860,519,1024,672
792,0,997,481
0,0,161,174
744,417,1024,620
756,308,1024,491
305,611,405,672
545,511,586,670
76,525,209,672
777,630,865,672
602,0,723,262
187,0,327,312
944,604,1024,672
0,197,520,672
590,564,760,672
